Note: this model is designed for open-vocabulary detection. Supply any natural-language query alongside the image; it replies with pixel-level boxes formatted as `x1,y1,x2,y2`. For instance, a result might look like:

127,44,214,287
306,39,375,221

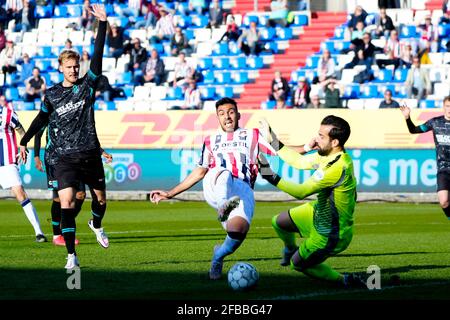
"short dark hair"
444,96,450,104
385,89,392,95
216,97,238,110
321,115,351,147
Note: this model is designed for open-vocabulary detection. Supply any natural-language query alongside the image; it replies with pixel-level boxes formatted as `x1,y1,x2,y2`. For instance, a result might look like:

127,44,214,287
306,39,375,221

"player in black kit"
400,96,450,220
19,4,109,269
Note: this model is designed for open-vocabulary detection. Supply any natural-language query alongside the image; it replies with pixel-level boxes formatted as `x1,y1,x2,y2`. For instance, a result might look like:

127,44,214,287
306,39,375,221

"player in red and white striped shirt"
0,95,47,242
150,97,276,280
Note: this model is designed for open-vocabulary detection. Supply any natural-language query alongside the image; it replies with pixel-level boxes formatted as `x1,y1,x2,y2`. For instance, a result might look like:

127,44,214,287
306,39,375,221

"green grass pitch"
0,200,449,300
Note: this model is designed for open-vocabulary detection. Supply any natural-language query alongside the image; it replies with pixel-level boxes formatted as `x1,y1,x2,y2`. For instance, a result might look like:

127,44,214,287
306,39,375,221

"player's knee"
76,191,86,200
227,231,247,241
290,251,304,272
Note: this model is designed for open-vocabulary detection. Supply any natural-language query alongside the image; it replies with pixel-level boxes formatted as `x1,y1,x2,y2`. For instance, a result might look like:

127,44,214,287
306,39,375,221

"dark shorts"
46,160,86,192
54,154,105,191
437,171,450,192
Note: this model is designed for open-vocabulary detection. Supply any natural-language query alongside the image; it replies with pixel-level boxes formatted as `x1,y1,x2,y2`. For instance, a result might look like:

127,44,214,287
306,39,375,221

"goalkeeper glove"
259,118,284,151
258,153,281,186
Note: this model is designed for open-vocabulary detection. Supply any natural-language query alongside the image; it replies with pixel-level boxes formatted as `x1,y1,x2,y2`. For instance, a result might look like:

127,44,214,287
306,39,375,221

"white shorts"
203,167,255,230
0,164,22,189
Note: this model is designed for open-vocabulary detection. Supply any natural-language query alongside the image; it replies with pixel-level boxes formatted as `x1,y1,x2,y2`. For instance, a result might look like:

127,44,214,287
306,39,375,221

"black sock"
61,208,77,254
74,198,84,218
51,200,62,236
443,206,450,219
91,200,106,229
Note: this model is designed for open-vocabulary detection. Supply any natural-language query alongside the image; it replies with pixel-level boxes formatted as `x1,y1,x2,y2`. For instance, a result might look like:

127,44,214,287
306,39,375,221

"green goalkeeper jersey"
276,146,357,239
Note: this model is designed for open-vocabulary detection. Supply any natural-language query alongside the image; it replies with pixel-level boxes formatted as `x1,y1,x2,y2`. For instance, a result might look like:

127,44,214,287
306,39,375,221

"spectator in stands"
418,40,432,65
139,49,165,85
306,94,325,109
405,56,431,100
173,52,192,87
376,29,401,69
79,50,91,78
121,0,142,19
268,0,288,28
95,75,126,102
65,38,73,50
5,0,23,29
0,40,20,84
440,10,450,24
322,78,343,108
269,70,289,109
80,0,95,30
207,0,223,29
0,6,8,30
238,21,262,56
107,23,125,60
186,0,207,15
379,89,400,108
24,67,46,102
0,25,6,53
444,0,450,13
17,52,34,83
347,5,368,33
374,7,395,39
351,21,365,41
136,0,161,29
170,27,191,56
182,79,202,110
128,38,148,74
15,0,35,33
292,77,310,108
378,0,400,8
418,16,438,52
313,49,336,84
399,42,413,68
348,50,374,84
150,7,175,44
218,15,240,42
297,0,307,10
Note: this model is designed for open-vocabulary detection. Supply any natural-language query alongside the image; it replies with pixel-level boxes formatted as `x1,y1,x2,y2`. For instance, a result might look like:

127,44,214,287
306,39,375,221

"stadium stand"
0,0,449,111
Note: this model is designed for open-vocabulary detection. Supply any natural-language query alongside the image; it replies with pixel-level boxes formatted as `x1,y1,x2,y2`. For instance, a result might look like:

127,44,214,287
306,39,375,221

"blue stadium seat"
184,29,194,40
36,5,52,18
343,84,360,99
261,100,276,109
334,41,351,51
365,14,376,25
116,72,132,85
214,57,230,69
361,84,379,98
5,88,19,101
247,56,263,69
290,70,306,83
333,25,346,40
122,86,134,98
438,24,450,38
149,43,165,54
191,15,209,28
198,58,213,70
104,102,117,111
242,15,259,27
202,71,215,84
400,25,418,38
67,5,82,17
232,71,249,84
49,72,63,84
264,41,278,54
37,46,53,58
321,41,336,53
35,59,53,72
419,100,436,109
200,86,216,100
306,55,320,69
22,102,35,111
293,14,308,26
374,69,393,82
378,84,396,96
166,87,183,100
276,27,293,40
177,15,192,28
259,27,276,41
215,72,231,84
228,42,241,55
54,6,68,17
258,14,270,26
216,86,234,98
393,68,408,82
229,57,246,69
395,84,407,98
213,43,229,55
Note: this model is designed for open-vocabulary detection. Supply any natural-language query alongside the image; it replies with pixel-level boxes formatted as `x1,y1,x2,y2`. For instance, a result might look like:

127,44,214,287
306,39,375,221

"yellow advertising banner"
18,109,440,149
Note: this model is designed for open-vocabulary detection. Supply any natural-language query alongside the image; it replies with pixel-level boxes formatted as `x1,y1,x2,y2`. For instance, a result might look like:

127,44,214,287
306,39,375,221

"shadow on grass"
1,266,450,301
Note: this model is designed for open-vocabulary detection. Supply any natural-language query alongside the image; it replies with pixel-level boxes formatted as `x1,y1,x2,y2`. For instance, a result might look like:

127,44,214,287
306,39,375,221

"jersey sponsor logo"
56,100,85,116
436,134,450,145
213,141,249,152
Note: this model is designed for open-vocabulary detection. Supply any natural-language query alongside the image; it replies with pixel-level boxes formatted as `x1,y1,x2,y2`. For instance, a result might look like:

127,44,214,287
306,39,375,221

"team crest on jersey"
238,130,247,140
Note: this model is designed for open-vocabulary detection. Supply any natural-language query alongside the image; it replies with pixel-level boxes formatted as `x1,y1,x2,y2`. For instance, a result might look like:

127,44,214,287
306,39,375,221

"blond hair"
58,49,80,65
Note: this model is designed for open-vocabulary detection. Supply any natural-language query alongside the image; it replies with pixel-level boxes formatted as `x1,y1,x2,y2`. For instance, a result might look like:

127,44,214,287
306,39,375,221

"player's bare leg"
11,185,46,242
59,187,79,269
438,190,450,220
88,188,109,248
209,217,249,280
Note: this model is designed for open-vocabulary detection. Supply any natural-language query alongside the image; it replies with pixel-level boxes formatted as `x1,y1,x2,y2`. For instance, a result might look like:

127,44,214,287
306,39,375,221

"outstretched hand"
258,118,284,151
90,4,107,21
18,146,28,165
399,103,411,120
150,190,171,204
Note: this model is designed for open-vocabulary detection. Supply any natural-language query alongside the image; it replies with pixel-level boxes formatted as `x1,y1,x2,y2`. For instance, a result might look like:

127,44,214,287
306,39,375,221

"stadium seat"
177,15,192,28
228,41,241,55
374,69,393,83
378,84,396,96
36,6,52,19
5,88,19,101
306,55,320,69
247,56,263,69
429,68,447,83
213,57,230,70
200,86,216,100
347,99,364,110
419,100,436,109
133,86,151,100
343,84,360,99
166,87,183,100
242,15,258,27
212,43,229,56
202,71,215,84
333,25,346,40
35,59,53,72
361,84,379,98
216,86,234,98
276,27,293,40
293,14,309,26
67,5,82,17
215,72,231,84
36,46,53,58
54,6,69,17
116,72,132,85
150,86,167,101
321,41,336,54
400,25,418,38
191,15,208,28
334,41,351,52
393,69,408,82
198,58,213,70
259,27,276,41
229,57,247,69
194,29,211,42
364,99,382,110
232,71,249,84
22,102,35,111
261,100,276,109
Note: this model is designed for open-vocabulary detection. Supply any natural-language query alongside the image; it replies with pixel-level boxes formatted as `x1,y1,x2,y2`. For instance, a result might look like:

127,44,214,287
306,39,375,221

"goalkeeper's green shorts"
288,201,353,270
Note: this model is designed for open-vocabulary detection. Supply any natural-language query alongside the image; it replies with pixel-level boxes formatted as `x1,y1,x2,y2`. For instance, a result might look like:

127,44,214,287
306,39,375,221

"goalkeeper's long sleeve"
278,146,319,170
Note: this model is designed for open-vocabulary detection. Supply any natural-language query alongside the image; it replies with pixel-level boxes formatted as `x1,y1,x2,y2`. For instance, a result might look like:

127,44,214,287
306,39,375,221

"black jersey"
411,116,450,173
42,71,100,165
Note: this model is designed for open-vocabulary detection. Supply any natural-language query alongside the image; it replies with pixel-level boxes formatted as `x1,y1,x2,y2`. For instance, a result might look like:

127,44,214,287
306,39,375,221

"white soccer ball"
227,262,259,291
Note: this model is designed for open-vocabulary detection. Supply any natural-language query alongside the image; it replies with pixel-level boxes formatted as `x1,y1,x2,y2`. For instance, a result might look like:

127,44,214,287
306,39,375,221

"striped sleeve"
10,111,20,129
198,136,213,168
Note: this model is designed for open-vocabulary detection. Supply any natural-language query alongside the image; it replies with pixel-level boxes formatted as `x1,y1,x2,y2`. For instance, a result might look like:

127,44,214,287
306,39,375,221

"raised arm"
89,4,107,76
400,104,430,134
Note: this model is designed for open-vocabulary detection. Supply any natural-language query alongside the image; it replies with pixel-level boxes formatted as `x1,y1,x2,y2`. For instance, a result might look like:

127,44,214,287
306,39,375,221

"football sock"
272,215,297,250
442,206,450,219
61,208,76,254
74,198,84,218
213,232,246,262
300,263,343,283
51,200,62,236
91,200,106,229
21,198,44,236
214,170,233,208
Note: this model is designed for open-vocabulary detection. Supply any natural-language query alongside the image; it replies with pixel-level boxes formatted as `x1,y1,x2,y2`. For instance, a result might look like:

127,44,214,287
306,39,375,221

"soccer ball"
227,262,259,291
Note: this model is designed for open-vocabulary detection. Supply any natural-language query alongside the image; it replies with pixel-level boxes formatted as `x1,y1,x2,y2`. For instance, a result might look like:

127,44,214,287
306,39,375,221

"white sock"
21,199,44,236
214,170,233,208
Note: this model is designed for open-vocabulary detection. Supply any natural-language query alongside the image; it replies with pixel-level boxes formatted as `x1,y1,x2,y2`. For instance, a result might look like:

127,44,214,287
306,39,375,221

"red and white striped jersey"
0,107,20,166
198,127,276,188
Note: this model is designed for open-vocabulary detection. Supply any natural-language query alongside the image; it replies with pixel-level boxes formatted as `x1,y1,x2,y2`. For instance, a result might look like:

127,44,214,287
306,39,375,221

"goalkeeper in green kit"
258,115,365,288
